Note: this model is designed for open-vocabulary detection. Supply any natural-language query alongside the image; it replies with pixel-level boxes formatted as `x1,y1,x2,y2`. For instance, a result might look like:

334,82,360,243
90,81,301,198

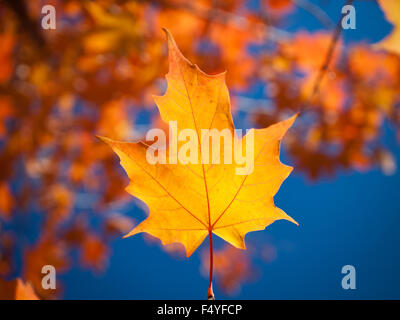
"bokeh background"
0,0,399,299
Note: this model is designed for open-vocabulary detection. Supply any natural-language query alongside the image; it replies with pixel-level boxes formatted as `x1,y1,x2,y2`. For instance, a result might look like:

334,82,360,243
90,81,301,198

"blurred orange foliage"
201,244,258,295
0,278,39,300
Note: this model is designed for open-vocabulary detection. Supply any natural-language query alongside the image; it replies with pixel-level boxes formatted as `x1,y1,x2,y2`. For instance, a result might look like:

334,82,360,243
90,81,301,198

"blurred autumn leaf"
201,244,255,295
375,0,400,55
0,278,39,300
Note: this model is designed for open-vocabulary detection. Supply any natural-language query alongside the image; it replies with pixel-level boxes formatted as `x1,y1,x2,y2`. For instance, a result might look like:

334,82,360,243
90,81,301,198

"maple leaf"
99,29,297,297
100,28,297,255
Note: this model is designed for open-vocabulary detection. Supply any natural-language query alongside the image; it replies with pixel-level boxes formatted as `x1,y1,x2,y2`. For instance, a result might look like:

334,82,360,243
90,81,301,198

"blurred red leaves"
0,278,39,300
200,242,280,295
80,233,109,272
0,0,399,298
201,245,254,295
254,29,400,178
0,182,14,220
23,237,69,298
0,31,14,84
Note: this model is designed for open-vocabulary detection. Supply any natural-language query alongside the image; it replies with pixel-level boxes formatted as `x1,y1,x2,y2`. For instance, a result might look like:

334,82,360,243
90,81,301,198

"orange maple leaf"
99,29,297,298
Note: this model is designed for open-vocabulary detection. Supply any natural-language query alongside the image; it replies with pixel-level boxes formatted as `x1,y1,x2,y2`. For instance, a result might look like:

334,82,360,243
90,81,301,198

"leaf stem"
207,231,215,300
